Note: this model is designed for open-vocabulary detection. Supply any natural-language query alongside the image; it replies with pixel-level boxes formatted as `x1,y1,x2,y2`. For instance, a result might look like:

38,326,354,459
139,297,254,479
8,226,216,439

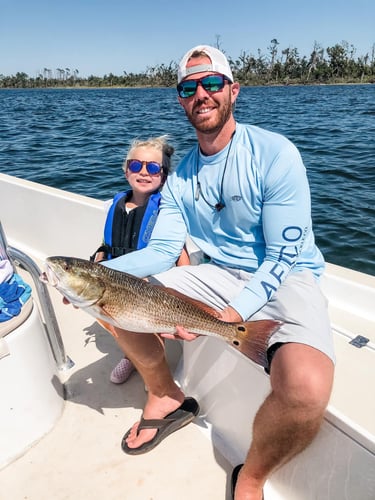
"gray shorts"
150,263,335,368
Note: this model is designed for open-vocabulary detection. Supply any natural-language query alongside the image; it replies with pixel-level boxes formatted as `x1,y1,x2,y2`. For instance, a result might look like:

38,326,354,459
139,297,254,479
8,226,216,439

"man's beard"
185,96,233,135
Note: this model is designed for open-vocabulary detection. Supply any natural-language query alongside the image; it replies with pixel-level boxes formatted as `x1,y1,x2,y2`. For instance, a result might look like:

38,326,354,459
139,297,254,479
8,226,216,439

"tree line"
1,40,374,89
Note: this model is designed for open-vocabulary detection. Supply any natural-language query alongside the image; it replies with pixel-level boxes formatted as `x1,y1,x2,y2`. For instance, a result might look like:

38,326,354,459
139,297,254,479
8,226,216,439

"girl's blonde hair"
123,135,174,175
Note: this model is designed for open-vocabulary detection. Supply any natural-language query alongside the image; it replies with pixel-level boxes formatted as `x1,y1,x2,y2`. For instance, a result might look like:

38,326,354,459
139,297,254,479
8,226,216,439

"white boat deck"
0,173,374,499
0,281,232,500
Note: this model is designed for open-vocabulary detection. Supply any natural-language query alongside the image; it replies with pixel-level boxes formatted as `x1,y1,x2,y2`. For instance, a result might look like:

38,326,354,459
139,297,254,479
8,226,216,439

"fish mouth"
39,264,59,287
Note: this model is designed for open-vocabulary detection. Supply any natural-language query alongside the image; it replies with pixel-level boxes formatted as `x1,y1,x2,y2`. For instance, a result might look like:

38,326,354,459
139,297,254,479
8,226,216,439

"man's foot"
231,464,264,499
110,357,135,384
122,396,199,454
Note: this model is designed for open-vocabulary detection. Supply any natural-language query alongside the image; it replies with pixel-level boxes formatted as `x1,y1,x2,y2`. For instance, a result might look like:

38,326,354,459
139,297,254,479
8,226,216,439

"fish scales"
40,256,282,367
98,272,231,336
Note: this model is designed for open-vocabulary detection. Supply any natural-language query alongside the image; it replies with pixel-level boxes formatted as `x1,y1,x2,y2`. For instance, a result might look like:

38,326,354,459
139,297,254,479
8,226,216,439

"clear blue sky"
1,0,374,78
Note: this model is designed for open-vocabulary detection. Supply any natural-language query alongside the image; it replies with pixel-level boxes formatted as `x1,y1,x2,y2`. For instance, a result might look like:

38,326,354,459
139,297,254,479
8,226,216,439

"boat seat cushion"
0,298,33,359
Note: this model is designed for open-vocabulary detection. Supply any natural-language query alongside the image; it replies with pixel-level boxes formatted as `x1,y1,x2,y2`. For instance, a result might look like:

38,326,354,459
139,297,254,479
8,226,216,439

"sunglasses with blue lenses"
177,74,230,98
126,159,163,175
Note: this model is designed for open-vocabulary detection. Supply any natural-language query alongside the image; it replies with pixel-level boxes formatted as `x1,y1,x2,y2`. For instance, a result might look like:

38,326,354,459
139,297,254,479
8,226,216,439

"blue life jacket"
102,190,161,260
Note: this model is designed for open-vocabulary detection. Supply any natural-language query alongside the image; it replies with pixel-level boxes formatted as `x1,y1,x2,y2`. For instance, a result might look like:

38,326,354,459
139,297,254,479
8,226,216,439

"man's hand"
160,306,243,341
218,306,243,323
161,325,198,341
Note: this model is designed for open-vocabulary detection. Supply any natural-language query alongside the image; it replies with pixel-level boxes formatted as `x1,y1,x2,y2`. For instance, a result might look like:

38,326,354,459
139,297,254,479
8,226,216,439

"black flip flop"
121,397,200,455
231,464,243,499
231,464,264,499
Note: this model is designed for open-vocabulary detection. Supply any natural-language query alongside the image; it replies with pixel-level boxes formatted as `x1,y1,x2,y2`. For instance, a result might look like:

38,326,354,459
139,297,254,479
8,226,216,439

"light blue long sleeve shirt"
104,123,325,320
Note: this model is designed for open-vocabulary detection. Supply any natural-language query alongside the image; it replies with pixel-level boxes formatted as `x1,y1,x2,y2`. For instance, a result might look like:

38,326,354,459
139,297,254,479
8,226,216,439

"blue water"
0,85,374,275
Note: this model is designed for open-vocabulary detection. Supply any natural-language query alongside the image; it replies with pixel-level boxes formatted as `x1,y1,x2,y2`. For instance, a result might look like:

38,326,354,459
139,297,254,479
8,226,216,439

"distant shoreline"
1,81,373,91
3,40,373,90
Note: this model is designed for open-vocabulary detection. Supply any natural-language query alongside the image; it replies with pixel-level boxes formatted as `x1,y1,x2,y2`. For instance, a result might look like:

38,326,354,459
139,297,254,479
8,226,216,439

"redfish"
40,256,281,367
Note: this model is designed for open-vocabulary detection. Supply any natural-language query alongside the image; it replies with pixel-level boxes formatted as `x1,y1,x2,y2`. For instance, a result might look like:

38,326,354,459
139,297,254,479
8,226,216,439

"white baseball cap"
177,45,233,84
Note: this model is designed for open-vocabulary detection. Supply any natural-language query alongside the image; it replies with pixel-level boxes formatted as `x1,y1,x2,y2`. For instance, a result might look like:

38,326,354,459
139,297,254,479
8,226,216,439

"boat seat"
327,324,375,453
0,298,33,359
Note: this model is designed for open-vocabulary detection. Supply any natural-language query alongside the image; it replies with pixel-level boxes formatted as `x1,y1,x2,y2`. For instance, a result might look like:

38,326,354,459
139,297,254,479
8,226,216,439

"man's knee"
270,343,334,413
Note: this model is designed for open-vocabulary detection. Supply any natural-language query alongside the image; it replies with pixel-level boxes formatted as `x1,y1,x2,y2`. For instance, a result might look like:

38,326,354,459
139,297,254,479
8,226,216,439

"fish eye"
232,339,240,346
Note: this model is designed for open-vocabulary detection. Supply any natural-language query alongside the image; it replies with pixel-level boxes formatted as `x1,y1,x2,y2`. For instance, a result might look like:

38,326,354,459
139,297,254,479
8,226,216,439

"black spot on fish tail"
231,320,282,367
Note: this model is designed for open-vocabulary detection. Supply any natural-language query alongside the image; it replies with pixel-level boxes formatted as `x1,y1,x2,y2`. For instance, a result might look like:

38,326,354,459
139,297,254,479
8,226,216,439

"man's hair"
188,50,209,60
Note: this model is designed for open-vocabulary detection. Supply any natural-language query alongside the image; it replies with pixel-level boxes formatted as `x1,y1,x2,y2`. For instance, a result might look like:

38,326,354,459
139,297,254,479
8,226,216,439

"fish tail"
231,320,282,367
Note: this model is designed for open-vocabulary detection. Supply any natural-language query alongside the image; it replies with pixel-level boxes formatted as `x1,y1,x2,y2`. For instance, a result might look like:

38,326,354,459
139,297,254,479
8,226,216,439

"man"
104,45,335,500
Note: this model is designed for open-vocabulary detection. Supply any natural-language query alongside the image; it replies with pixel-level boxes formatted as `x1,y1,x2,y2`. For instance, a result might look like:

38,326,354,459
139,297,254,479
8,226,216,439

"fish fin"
96,318,119,338
159,286,221,319
231,320,283,367
95,304,126,337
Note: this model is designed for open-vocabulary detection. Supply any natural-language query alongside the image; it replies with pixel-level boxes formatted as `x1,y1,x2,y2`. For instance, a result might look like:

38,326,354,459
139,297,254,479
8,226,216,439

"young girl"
91,136,189,383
